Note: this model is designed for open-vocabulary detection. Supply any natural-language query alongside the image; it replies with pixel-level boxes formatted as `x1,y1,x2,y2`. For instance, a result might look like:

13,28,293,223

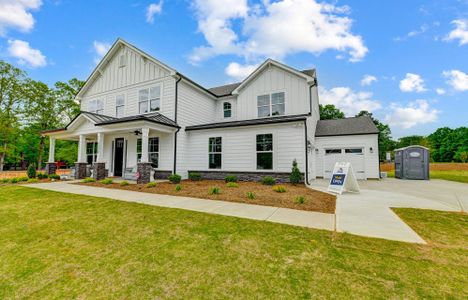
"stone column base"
45,162,57,175
75,162,88,179
137,162,152,184
93,162,106,180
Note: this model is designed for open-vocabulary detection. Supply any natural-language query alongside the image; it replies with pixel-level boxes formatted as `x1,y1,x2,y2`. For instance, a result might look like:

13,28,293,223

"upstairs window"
118,54,126,67
88,99,104,114
208,137,222,169
86,142,97,164
139,86,161,114
137,137,159,168
257,92,285,117
223,102,232,118
115,94,125,118
256,134,273,170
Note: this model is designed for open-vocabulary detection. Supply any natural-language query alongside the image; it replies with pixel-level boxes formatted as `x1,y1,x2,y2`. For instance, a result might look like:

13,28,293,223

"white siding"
185,122,306,173
236,65,309,120
314,134,379,179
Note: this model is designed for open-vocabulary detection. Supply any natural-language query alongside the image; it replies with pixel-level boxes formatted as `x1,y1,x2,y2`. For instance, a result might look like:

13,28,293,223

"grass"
386,170,468,183
0,186,466,298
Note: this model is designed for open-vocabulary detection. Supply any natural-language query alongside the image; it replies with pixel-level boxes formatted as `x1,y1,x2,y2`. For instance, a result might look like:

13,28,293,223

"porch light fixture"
134,130,142,136
370,147,373,153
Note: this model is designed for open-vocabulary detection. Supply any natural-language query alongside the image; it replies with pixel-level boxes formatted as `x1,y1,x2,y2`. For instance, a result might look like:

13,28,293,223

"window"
223,102,232,118
86,142,97,164
116,95,125,118
118,54,126,67
137,137,159,168
325,149,342,155
139,86,161,114
88,99,104,114
208,137,222,169
257,92,285,117
256,134,273,170
345,148,363,154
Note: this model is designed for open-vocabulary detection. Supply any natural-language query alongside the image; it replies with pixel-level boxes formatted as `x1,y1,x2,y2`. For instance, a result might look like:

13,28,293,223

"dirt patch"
76,180,336,214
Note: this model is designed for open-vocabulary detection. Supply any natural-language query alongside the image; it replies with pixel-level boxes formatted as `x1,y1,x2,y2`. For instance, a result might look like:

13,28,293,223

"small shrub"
224,175,238,183
175,184,182,191
272,185,287,193
82,177,96,183
146,182,157,188
27,164,36,178
100,179,113,185
120,181,129,186
37,172,48,179
27,178,39,183
289,159,302,184
18,176,29,182
246,192,255,200
261,176,276,186
226,182,238,188
10,178,19,184
1,178,10,183
49,174,60,180
168,174,181,184
209,187,221,195
189,172,202,181
294,196,306,204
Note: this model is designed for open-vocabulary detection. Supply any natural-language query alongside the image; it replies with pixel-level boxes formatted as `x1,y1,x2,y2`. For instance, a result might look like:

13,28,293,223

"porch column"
75,135,88,179
137,127,152,184
93,132,106,180
45,137,57,175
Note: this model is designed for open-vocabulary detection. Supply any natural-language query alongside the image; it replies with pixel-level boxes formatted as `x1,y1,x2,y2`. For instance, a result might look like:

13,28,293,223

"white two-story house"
43,39,379,183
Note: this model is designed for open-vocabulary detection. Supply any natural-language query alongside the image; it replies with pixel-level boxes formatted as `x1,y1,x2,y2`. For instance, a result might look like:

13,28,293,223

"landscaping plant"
146,182,157,188
49,174,60,180
27,164,37,178
18,177,29,182
189,172,202,181
120,181,129,186
289,159,302,184
100,179,113,185
224,175,238,183
175,185,182,191
37,173,48,179
82,177,96,183
226,182,238,188
27,178,39,183
272,185,287,193
10,178,19,184
261,176,276,185
1,178,9,183
168,174,181,184
294,196,306,204
209,187,221,195
246,191,255,200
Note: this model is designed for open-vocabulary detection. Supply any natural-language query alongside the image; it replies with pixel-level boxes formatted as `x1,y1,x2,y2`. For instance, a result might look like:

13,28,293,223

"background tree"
355,110,394,161
396,135,430,149
319,104,345,120
54,78,84,123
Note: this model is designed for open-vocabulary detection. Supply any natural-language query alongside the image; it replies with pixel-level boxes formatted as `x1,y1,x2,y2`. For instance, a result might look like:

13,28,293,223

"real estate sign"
327,162,360,195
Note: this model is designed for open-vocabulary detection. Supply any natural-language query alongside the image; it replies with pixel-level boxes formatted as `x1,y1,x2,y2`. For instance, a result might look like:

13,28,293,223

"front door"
114,138,125,177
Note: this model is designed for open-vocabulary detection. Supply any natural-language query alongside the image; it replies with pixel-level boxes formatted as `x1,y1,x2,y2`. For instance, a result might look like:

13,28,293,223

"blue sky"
0,0,467,138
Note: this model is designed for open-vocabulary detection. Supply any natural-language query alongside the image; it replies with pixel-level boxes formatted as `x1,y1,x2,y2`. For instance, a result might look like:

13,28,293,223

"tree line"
319,104,468,163
0,60,84,171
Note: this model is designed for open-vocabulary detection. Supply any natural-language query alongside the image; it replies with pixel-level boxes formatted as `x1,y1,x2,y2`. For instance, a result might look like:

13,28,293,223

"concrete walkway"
27,181,335,231
310,178,465,244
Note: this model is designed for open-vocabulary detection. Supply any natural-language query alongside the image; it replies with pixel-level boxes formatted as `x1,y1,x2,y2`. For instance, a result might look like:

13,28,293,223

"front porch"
43,112,179,183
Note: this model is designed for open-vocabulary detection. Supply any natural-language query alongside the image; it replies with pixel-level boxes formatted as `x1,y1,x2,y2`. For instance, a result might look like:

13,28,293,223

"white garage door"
323,148,366,180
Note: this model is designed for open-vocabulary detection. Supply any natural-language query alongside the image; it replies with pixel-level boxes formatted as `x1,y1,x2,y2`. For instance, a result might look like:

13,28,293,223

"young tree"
289,159,302,184
319,104,345,120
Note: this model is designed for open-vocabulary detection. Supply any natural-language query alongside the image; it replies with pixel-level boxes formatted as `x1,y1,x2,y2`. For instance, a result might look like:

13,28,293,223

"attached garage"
314,116,380,180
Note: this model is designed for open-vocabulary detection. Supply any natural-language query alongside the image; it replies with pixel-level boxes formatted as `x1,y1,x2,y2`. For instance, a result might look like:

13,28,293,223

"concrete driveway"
310,178,466,244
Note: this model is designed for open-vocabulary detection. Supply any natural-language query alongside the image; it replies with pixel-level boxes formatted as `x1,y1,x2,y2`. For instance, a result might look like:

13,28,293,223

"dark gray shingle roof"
315,116,379,137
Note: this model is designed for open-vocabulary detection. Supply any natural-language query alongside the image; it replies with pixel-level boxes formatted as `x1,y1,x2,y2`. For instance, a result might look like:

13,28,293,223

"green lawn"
386,170,468,183
1,186,467,299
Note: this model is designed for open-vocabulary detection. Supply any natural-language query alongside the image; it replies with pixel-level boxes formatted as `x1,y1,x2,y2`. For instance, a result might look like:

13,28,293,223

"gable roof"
95,112,179,128
315,116,379,137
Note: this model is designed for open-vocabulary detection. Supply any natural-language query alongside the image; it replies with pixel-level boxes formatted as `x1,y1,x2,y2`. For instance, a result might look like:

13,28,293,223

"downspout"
304,119,310,185
173,75,182,174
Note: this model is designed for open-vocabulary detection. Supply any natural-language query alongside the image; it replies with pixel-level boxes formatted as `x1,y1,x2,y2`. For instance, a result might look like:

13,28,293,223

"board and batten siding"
236,65,309,120
314,134,379,179
185,122,306,173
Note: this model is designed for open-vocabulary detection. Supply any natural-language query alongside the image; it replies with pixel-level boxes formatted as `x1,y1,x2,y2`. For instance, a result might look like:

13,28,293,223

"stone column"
75,163,88,179
75,135,88,179
137,127,151,184
45,137,57,175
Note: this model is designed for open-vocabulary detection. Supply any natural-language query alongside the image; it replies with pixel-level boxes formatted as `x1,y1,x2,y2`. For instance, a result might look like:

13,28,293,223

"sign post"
327,162,360,195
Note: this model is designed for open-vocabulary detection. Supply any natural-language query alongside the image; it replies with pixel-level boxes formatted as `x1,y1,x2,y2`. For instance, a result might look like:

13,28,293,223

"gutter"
304,119,310,185
173,75,182,174
309,78,317,115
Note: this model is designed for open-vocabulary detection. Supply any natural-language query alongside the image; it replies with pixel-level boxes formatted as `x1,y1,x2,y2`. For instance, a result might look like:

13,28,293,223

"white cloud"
436,88,446,95
0,0,42,35
442,69,468,92
385,99,439,129
318,86,381,116
360,74,377,86
146,1,163,24
7,39,46,68
225,62,259,81
190,0,367,64
93,41,111,64
399,73,427,92
445,19,468,45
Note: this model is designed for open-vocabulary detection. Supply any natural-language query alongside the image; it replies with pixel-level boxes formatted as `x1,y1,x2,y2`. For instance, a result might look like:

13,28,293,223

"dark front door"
114,138,125,177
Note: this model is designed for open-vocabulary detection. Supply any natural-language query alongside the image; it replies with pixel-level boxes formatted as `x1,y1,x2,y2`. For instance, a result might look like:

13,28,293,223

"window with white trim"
257,92,285,117
115,94,125,118
137,137,159,168
86,142,98,164
88,99,104,114
139,86,161,114
325,149,342,155
256,134,273,170
223,102,232,118
118,54,126,67
345,148,363,154
209,137,222,169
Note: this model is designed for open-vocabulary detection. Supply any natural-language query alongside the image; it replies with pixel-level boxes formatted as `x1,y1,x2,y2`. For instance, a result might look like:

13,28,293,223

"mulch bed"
76,180,336,214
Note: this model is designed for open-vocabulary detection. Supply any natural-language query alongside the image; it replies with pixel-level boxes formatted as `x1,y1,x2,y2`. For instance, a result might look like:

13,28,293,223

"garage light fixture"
370,147,373,153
